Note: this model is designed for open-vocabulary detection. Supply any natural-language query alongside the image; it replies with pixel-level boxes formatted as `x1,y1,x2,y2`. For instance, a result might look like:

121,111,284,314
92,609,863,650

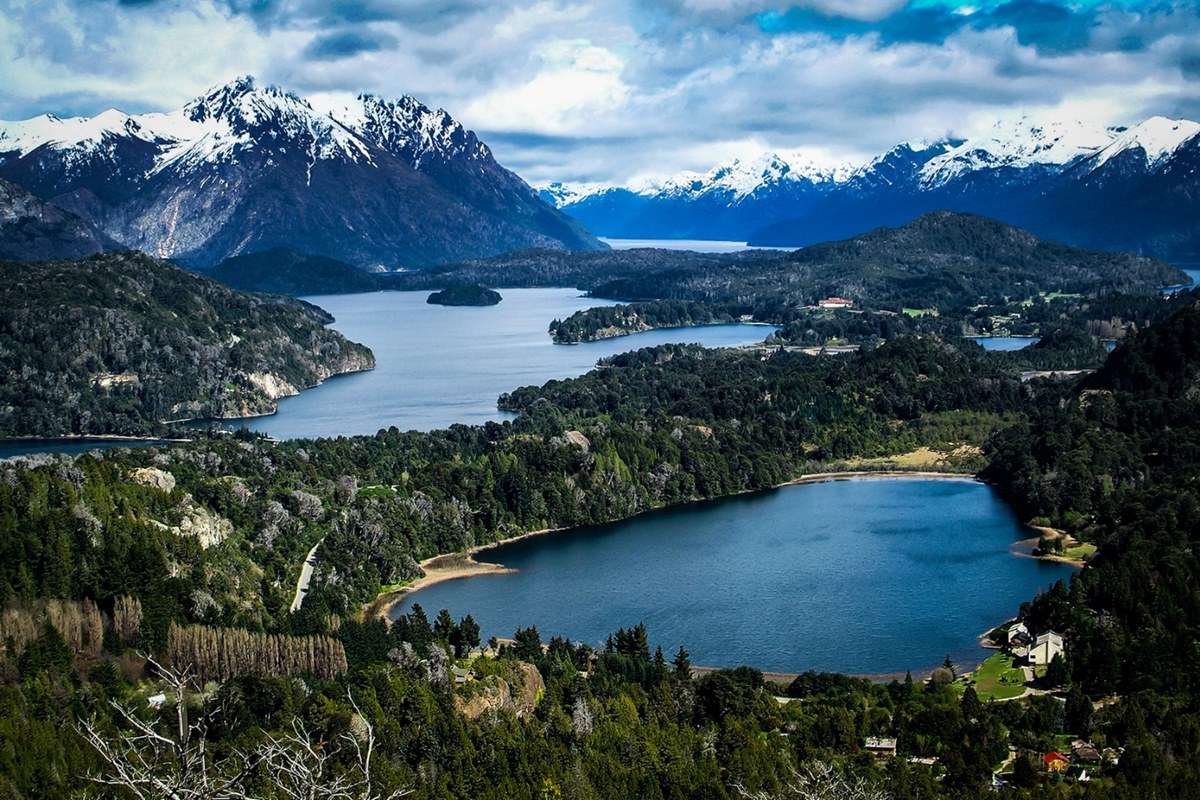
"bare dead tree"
78,655,407,800
736,762,890,800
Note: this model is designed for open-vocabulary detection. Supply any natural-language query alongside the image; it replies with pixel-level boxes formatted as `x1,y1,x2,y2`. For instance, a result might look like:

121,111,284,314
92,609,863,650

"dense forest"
550,299,744,342
3,292,1200,797
207,247,385,295
0,252,375,436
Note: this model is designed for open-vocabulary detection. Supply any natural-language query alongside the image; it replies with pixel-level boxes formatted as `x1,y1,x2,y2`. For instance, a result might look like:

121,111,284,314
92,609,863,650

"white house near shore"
1029,631,1065,665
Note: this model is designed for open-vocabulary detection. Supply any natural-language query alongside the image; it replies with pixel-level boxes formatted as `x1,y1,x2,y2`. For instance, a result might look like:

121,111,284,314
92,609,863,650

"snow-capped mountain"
541,151,853,241
0,76,601,267
547,116,1200,260
916,117,1112,188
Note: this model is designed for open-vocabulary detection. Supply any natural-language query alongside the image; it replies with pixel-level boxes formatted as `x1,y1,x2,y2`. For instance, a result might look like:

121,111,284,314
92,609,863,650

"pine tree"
672,646,691,679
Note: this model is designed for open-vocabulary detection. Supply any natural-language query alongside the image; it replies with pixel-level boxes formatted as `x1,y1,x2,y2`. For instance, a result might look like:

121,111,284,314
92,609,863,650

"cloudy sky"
3,0,1199,185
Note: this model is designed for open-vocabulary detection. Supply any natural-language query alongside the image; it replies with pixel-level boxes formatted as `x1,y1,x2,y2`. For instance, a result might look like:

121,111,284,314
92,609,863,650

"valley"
3,9,1200,797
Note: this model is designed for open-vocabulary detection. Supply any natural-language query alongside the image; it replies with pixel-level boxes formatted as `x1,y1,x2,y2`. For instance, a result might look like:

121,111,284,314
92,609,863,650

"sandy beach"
368,552,516,620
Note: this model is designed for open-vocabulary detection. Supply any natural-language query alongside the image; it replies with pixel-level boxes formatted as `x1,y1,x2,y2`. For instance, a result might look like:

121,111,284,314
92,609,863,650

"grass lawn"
903,307,939,317
1063,542,1097,561
969,653,1028,701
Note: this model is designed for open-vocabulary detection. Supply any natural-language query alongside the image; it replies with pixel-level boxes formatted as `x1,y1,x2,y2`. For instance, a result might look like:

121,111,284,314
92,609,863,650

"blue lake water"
974,336,1039,352
601,237,793,253
0,438,176,460
1161,267,1200,295
392,477,1074,675
232,288,777,439
0,288,775,455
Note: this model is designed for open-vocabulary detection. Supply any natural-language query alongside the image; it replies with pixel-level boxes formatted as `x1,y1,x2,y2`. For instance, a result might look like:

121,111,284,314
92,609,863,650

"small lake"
601,237,794,253
392,477,1074,675
974,336,1039,352
232,289,777,439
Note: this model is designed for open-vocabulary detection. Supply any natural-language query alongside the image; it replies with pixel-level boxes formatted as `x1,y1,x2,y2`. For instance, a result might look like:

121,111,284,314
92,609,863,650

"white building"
1029,631,1065,665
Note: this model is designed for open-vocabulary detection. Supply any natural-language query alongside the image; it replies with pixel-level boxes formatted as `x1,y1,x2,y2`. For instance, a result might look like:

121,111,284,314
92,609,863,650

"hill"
0,252,374,436
426,284,502,306
406,213,1183,311
0,178,116,261
208,247,382,295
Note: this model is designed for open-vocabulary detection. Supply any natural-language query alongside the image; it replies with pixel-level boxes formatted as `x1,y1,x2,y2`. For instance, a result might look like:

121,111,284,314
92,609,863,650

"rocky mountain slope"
0,251,374,436
547,116,1200,260
0,77,603,270
0,178,117,261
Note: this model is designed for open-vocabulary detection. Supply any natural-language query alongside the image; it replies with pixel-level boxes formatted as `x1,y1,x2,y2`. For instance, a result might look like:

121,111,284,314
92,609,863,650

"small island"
427,284,502,306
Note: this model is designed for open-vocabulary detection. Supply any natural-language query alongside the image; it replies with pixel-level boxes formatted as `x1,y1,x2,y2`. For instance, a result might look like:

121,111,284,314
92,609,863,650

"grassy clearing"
903,307,939,318
1063,542,1097,561
968,653,1028,701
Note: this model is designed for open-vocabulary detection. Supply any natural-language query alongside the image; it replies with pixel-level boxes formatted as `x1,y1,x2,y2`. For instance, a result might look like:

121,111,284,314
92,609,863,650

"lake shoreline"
367,468,1062,681
552,319,778,345
369,469,975,623
0,434,192,445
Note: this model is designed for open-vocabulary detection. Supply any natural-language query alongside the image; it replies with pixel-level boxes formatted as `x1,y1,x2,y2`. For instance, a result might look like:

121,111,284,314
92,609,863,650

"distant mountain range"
0,76,602,268
542,116,1200,260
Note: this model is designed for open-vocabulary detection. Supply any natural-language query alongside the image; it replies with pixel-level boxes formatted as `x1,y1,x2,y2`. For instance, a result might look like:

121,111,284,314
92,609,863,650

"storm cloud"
2,0,1198,184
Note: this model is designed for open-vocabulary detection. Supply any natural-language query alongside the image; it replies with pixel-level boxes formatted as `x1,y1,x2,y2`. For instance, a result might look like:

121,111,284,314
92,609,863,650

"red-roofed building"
818,297,854,309
1042,752,1070,773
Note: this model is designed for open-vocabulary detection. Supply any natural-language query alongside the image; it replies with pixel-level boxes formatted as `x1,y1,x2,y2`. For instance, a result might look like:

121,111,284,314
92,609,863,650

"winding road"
290,539,323,613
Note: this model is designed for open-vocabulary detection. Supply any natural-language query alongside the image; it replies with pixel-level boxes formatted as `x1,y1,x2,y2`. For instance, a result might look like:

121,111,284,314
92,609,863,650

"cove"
391,477,1075,676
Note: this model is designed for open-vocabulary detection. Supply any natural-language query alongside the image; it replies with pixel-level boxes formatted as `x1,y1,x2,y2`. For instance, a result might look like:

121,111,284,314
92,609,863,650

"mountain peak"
185,75,260,122
1088,116,1200,170
919,117,1112,186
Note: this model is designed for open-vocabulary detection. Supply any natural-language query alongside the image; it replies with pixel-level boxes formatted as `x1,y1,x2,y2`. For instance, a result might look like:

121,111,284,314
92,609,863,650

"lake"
601,237,794,253
0,438,177,460
391,477,1074,675
973,336,1039,352
0,288,775,455
233,289,777,439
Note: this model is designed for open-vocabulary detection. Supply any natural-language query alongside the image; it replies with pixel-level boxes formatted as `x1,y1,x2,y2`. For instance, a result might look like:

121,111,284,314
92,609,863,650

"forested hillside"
406,213,1182,310
0,252,374,436
3,302,1200,798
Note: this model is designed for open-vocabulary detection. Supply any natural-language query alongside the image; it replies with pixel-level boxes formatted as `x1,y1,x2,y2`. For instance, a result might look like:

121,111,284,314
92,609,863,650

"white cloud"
0,0,1197,186
463,40,631,135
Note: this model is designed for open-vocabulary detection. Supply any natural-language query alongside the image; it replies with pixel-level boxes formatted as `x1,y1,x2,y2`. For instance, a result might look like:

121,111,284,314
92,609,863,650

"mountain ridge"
545,115,1200,258
0,76,604,269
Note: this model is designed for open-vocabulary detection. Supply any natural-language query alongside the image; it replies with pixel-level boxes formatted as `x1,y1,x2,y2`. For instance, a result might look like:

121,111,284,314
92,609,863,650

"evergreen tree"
672,646,691,680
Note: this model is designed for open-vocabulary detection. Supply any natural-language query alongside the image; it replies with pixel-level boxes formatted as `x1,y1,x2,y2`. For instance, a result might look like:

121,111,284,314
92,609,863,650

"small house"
450,666,473,686
864,737,897,759
1042,752,1070,774
1030,631,1065,666
1071,741,1101,763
